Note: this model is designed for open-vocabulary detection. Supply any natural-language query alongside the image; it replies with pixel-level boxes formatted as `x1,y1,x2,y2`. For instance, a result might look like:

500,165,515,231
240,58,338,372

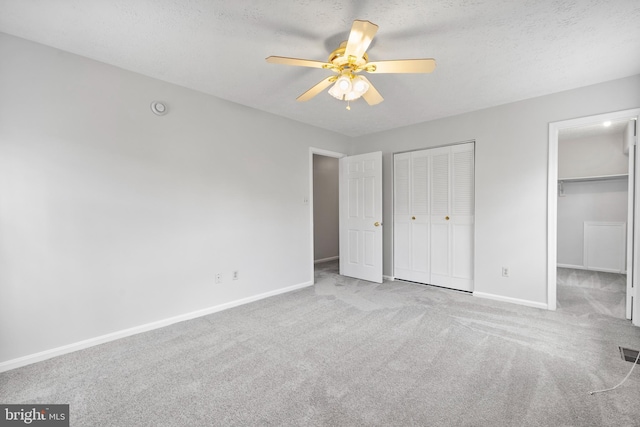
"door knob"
374,222,381,227
445,216,450,221
411,216,416,220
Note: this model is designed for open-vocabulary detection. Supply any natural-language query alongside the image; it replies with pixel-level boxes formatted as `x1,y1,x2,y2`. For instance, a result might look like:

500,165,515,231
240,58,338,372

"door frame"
309,148,346,284
547,108,640,324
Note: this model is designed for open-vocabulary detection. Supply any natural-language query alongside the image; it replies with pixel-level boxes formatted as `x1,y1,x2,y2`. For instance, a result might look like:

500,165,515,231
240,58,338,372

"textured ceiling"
1,0,639,137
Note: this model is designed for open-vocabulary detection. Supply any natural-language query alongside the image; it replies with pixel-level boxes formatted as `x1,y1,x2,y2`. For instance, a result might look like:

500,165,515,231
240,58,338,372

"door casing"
548,108,640,325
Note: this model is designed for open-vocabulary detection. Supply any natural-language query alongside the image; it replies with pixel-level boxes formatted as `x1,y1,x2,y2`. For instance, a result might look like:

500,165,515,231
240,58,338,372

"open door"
339,152,383,283
631,118,640,326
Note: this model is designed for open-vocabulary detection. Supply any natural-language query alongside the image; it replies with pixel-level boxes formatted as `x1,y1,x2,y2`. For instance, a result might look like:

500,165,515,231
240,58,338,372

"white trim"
548,108,640,314
0,280,313,373
314,256,339,264
309,148,346,285
627,142,635,319
383,275,395,281
548,122,559,310
557,263,587,270
557,263,628,274
474,291,548,310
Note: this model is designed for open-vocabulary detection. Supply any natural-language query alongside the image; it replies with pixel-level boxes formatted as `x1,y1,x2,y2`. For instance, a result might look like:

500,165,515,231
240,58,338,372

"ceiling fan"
266,20,436,109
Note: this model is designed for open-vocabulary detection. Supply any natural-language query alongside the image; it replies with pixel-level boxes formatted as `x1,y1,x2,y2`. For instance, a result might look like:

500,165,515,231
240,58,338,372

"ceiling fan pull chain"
346,100,351,111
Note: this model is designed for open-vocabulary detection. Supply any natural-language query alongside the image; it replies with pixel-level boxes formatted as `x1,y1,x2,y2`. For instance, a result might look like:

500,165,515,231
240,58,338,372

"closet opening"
556,119,633,319
548,108,640,327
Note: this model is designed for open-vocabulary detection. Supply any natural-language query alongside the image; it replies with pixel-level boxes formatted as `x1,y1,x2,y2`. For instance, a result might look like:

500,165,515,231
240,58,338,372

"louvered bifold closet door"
429,147,452,288
450,143,474,291
394,153,413,280
394,151,431,283
410,151,430,282
393,143,474,291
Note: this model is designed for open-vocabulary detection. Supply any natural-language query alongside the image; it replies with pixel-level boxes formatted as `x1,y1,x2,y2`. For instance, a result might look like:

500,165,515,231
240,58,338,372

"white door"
627,121,636,320
394,151,430,283
450,143,475,291
429,147,452,287
339,152,383,283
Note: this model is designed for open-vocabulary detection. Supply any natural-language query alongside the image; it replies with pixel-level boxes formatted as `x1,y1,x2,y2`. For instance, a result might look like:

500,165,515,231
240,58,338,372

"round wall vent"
151,101,168,116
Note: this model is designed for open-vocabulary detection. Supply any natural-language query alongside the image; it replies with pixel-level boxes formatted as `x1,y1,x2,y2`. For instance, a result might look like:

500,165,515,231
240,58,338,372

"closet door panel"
412,154,429,215
394,154,411,215
430,149,450,217
451,143,474,290
394,222,412,273
393,153,412,279
411,222,430,282
452,222,473,290
430,223,450,286
410,151,430,282
430,148,452,286
452,145,474,216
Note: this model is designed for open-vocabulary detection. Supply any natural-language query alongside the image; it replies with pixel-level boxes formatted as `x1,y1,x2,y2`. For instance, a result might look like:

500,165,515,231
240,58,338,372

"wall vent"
619,346,640,364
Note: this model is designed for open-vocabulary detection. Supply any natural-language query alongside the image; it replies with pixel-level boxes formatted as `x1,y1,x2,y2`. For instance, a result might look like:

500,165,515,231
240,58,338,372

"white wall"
557,179,628,267
0,33,350,365
351,74,640,307
313,155,339,261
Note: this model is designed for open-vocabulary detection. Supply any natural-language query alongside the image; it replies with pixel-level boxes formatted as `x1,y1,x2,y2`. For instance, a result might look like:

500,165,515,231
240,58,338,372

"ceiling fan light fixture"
352,76,369,95
338,76,351,91
328,75,352,100
329,74,369,102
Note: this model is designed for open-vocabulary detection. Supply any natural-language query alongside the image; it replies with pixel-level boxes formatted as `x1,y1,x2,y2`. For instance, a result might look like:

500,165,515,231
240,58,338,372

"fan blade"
266,56,331,69
297,76,335,102
359,76,383,106
344,20,379,60
366,59,436,74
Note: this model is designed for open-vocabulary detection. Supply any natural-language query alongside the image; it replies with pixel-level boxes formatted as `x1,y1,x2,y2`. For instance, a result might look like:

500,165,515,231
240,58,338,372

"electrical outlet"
502,267,509,277
215,273,222,284
232,271,239,280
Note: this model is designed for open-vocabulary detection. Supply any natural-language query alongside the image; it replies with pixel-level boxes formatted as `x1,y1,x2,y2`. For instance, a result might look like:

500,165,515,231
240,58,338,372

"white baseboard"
557,264,626,274
557,263,585,270
0,280,313,373
314,256,339,264
473,291,548,310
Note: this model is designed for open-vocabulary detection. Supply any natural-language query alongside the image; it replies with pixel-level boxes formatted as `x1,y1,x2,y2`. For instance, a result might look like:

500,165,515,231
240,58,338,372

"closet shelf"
558,174,628,183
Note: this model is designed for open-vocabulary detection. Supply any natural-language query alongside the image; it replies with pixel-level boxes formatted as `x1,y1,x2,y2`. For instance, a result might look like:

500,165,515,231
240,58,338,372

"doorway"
556,120,631,318
548,108,640,326
309,148,344,284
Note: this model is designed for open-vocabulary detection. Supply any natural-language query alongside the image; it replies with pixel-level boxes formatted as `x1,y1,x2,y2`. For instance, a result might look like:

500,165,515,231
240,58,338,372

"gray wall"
313,155,339,262
350,74,640,306
0,34,350,364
